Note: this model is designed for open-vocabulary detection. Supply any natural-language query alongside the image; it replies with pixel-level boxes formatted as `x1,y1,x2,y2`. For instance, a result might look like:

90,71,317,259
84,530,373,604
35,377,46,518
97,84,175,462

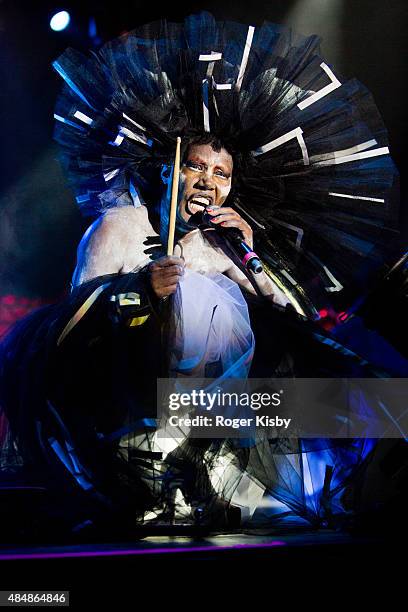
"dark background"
0,0,406,299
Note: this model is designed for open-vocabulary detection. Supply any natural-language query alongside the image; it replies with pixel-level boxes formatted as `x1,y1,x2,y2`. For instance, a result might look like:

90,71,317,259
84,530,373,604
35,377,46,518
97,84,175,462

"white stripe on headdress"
103,168,120,182
54,113,85,131
213,82,232,90
329,192,385,203
202,79,210,132
73,110,93,125
314,146,389,167
310,139,377,163
252,127,310,166
272,219,304,249
122,113,147,131
297,63,341,110
199,52,222,61
119,126,151,146
235,26,255,92
200,53,220,132
109,126,152,148
110,134,124,147
280,269,298,285
323,266,343,292
199,51,233,132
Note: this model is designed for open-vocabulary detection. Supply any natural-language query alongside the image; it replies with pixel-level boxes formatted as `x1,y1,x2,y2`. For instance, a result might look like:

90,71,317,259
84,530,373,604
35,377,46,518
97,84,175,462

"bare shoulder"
72,206,152,286
99,205,148,235
79,206,148,247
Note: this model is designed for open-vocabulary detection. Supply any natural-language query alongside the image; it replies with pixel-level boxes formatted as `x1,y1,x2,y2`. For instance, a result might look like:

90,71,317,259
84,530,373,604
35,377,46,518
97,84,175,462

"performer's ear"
160,164,171,185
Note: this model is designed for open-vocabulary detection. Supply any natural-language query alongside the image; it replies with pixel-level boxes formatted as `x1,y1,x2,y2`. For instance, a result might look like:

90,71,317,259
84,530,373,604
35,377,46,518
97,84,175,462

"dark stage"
0,0,407,591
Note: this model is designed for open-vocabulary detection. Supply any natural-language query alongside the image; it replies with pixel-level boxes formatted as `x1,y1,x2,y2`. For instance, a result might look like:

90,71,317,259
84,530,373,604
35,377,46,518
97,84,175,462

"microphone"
202,208,263,274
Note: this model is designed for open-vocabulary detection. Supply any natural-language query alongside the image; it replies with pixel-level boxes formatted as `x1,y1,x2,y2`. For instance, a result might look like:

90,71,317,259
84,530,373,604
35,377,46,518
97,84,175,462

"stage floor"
0,529,403,604
0,528,401,560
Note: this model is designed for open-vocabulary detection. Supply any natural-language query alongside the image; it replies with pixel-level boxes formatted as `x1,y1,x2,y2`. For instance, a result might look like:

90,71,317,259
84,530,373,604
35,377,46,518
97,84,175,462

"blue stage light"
50,11,71,32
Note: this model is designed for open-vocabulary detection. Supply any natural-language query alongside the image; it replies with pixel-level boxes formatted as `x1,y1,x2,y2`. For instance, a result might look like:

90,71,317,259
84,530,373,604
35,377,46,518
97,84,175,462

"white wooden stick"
167,137,181,255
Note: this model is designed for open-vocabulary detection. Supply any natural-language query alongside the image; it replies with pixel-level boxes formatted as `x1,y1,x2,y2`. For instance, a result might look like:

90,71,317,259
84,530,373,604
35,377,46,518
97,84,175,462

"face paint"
177,144,233,222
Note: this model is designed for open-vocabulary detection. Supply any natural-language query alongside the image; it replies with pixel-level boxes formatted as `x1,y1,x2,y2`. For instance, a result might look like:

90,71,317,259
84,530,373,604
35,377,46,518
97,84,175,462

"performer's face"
178,144,233,222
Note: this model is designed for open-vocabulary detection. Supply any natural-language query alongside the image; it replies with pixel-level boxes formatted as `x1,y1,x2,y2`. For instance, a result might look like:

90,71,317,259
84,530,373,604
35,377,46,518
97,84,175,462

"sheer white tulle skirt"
167,270,255,383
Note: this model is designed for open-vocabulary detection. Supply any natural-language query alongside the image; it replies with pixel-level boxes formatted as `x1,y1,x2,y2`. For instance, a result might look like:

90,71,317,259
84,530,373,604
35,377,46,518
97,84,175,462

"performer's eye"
215,169,230,179
185,161,203,172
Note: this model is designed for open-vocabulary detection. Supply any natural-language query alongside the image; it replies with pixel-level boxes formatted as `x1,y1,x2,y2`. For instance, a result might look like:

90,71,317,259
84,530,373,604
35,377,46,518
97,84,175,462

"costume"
0,12,405,534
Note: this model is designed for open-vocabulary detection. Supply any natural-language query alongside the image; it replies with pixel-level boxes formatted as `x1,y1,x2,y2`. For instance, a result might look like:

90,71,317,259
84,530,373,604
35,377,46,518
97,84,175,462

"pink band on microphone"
242,251,257,266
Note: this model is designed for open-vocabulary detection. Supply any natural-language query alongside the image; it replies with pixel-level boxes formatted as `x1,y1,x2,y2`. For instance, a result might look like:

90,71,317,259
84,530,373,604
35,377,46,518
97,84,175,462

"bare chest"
121,216,231,276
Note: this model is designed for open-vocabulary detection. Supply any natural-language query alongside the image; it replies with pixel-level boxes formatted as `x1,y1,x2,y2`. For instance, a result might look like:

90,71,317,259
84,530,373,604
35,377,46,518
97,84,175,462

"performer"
0,12,405,534
71,133,289,304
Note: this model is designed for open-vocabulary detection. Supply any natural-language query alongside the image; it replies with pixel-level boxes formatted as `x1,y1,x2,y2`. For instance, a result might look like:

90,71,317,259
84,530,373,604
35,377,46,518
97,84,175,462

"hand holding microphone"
203,206,263,274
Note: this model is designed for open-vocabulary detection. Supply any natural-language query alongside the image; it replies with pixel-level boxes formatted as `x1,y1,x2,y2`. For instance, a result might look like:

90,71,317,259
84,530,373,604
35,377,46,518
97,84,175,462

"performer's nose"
195,172,215,190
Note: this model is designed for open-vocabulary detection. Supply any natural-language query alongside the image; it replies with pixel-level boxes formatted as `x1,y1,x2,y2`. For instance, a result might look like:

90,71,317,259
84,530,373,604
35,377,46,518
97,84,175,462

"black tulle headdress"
53,11,399,315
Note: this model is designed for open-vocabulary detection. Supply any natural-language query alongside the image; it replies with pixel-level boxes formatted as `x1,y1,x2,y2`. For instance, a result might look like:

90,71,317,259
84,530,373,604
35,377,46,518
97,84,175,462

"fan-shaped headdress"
53,11,399,316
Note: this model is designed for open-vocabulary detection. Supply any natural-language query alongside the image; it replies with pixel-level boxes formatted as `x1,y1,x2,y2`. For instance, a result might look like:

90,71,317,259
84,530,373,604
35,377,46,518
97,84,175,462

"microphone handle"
221,228,263,275
201,208,263,274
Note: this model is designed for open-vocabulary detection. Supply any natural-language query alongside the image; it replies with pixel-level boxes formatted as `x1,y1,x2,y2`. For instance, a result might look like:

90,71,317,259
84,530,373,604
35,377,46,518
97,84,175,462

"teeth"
191,196,211,205
189,202,206,214
188,196,212,215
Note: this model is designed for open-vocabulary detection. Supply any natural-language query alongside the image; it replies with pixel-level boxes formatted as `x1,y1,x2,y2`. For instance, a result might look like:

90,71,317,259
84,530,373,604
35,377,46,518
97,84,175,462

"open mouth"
186,195,213,215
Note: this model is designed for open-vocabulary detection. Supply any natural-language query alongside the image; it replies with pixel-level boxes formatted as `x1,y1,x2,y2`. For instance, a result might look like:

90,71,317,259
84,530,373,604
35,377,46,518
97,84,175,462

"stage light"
50,11,71,32
319,309,328,318
284,0,344,70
